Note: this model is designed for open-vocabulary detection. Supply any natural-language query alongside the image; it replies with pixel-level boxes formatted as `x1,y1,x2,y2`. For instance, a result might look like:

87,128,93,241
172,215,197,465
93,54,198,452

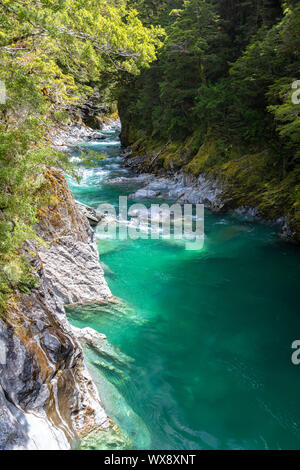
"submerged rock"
85,348,151,450
72,325,134,369
213,225,251,242
100,261,117,279
78,424,133,450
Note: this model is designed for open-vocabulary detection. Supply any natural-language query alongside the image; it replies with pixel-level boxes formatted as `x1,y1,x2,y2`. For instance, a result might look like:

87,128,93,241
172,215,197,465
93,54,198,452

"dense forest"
0,0,163,309
0,0,299,310
118,0,300,239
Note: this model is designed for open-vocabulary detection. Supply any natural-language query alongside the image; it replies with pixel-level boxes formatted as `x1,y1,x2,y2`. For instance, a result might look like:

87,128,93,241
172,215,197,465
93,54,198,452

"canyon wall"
0,169,123,450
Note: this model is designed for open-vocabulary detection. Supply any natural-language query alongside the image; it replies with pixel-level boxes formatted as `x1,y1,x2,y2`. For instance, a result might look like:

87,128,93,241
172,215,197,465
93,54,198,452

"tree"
0,0,163,309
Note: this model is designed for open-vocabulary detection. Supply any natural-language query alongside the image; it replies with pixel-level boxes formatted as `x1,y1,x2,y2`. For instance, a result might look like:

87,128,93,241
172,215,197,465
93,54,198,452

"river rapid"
66,123,300,451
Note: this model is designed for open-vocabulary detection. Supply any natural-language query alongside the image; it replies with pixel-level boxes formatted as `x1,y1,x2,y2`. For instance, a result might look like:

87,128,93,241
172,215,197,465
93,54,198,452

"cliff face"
0,169,121,450
36,169,112,305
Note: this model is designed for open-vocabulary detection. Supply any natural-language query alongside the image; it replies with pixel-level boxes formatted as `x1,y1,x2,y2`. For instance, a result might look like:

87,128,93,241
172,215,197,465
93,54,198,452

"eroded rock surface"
0,169,124,450
75,201,105,228
127,169,224,212
123,149,295,239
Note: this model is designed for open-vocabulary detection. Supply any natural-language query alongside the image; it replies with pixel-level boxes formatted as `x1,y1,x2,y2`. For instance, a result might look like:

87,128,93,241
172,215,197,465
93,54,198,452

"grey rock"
106,174,154,186
50,123,118,152
76,201,105,227
129,189,160,199
72,326,133,369
0,168,126,450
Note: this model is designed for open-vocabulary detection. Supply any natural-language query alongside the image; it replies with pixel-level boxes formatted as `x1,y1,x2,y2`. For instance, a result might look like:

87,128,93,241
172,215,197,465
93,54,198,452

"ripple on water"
67,124,300,451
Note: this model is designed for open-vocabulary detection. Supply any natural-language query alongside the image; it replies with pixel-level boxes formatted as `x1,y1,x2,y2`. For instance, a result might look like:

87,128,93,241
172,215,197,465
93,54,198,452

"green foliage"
119,0,288,143
0,0,163,311
119,0,300,235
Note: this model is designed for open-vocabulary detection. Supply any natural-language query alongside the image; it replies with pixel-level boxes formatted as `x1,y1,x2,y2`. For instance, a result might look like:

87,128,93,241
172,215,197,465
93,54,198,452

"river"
66,123,300,450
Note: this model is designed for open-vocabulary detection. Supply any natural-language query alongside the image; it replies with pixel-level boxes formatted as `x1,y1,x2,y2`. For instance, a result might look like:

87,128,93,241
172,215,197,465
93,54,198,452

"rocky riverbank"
50,118,120,153
118,148,297,243
0,168,128,450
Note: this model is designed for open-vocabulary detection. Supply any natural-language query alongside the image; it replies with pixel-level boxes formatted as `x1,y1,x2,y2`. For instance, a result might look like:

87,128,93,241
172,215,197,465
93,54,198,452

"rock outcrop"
0,168,124,450
123,150,296,239
75,201,105,228
124,152,225,212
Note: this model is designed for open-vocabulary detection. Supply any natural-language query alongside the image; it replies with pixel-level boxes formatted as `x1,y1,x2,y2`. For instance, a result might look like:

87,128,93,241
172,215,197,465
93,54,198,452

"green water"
67,125,300,450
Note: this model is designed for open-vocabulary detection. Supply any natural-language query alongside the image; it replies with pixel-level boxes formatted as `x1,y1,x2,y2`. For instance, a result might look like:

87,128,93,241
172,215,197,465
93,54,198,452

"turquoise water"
67,125,300,450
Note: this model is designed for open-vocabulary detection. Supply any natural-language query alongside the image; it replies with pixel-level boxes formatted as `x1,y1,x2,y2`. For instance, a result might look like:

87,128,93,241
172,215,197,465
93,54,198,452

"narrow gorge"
60,122,300,449
0,0,300,454
1,116,300,451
